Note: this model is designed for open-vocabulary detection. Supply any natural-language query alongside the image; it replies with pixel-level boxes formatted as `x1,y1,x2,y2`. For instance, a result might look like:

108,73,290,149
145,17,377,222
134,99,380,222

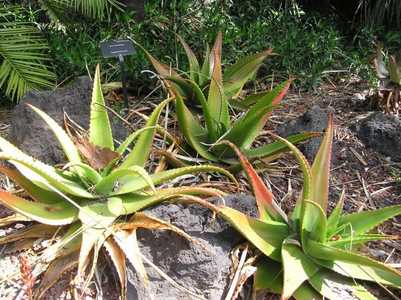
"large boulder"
277,105,333,160
351,112,401,161
8,76,127,165
127,194,257,300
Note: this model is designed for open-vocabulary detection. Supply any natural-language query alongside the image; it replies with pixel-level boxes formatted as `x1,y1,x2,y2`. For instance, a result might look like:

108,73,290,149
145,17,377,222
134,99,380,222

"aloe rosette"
138,32,317,165
191,116,401,299
0,65,236,298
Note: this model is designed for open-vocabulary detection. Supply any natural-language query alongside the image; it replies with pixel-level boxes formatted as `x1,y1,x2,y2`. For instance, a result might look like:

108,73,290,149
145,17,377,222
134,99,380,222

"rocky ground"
0,77,400,299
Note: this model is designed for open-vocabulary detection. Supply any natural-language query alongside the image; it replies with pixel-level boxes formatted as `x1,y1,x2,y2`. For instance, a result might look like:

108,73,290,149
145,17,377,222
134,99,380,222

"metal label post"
100,39,135,109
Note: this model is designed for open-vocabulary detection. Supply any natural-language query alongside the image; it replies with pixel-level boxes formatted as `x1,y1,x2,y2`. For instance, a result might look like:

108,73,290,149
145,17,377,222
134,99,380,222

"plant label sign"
100,40,135,58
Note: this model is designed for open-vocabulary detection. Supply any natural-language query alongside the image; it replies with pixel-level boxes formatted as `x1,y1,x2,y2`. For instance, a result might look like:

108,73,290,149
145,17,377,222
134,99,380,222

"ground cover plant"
188,116,401,299
140,32,317,166
0,65,236,298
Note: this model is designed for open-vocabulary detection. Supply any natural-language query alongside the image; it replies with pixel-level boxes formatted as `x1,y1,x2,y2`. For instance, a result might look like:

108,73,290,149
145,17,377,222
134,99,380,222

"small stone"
351,112,401,162
8,76,127,165
277,105,334,160
126,194,257,300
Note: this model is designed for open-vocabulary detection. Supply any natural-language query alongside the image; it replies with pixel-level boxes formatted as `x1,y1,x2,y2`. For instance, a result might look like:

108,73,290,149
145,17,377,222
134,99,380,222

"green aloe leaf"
225,80,291,150
310,114,333,212
119,97,171,169
199,43,211,87
175,94,219,161
0,189,78,225
207,32,230,131
309,269,378,300
115,165,236,195
0,151,94,198
326,190,345,238
268,134,312,243
96,166,155,195
306,239,401,288
89,65,114,150
223,49,272,99
176,34,200,83
219,207,288,261
281,239,320,299
338,204,401,236
121,186,223,214
167,77,218,141
244,132,320,159
63,162,102,185
327,233,398,248
254,258,323,300
28,104,81,165
0,165,65,204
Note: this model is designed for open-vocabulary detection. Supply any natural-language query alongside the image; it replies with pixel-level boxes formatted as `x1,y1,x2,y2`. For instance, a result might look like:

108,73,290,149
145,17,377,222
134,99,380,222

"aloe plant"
138,32,316,165
373,43,401,115
190,116,401,299
0,65,236,298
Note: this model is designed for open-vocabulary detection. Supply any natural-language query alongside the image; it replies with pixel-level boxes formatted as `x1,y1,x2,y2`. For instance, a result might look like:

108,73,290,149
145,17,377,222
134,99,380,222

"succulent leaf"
0,189,78,225
89,65,114,150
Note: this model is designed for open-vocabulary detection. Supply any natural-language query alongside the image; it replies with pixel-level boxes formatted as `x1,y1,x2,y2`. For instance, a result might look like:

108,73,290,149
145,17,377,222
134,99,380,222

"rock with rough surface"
351,112,401,161
8,76,127,165
127,194,257,300
277,105,333,160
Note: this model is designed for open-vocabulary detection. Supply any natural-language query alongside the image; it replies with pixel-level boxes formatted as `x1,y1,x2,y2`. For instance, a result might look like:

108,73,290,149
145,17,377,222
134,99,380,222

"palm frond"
48,0,124,20
0,8,56,101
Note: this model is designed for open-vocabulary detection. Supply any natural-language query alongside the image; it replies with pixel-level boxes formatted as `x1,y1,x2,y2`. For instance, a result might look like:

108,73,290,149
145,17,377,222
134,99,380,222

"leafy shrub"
139,32,317,166
0,65,235,297
191,117,401,299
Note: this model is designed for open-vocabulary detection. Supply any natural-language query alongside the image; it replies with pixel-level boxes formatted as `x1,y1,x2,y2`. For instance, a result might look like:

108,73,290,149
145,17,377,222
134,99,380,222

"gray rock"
8,76,127,165
351,112,401,161
277,105,333,160
127,194,257,300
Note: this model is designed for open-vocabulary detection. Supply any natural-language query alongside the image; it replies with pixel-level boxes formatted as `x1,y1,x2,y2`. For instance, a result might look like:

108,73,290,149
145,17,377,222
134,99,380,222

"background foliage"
1,0,401,102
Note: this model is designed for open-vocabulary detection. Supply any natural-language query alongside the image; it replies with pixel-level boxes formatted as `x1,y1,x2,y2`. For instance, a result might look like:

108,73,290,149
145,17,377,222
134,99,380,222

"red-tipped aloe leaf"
89,65,114,150
207,31,230,130
225,80,291,150
223,49,273,99
310,114,334,212
0,189,78,225
222,141,286,222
